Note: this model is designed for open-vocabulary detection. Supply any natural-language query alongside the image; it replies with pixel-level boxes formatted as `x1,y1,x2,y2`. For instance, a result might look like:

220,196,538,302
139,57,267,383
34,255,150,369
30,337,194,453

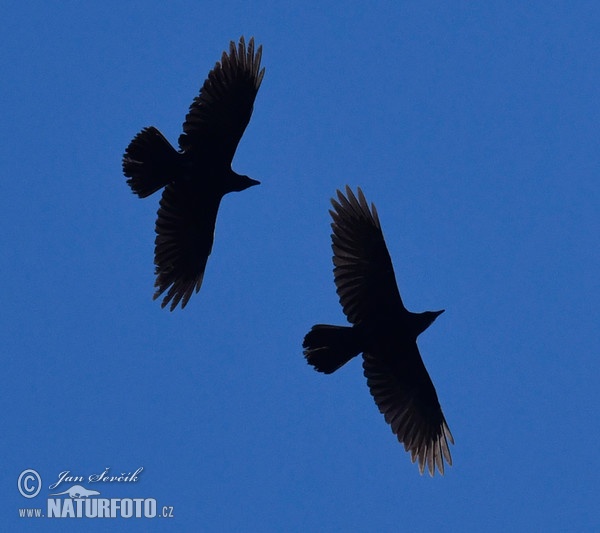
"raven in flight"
123,36,264,310
303,187,453,476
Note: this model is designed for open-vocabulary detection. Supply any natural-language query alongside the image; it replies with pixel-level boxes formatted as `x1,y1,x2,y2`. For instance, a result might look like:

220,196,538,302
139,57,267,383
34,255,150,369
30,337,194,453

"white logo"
17,466,174,520
50,485,101,498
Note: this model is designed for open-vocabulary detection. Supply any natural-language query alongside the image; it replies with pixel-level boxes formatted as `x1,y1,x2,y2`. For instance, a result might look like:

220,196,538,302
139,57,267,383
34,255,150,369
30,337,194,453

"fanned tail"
122,126,181,198
303,325,361,374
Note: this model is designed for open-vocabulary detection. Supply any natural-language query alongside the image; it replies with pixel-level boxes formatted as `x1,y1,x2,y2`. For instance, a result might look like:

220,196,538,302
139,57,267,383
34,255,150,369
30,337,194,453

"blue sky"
3,1,599,531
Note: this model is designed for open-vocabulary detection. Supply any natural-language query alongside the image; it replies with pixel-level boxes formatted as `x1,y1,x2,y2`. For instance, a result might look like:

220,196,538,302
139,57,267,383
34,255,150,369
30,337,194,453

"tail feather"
303,324,361,374
122,126,181,198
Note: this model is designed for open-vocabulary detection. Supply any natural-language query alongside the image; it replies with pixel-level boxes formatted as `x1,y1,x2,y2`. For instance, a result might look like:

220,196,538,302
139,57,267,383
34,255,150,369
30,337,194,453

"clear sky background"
3,1,599,531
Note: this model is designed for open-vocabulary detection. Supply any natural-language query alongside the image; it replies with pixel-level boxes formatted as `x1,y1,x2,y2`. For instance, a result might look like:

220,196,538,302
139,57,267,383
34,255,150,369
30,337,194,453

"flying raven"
122,36,264,310
303,186,454,476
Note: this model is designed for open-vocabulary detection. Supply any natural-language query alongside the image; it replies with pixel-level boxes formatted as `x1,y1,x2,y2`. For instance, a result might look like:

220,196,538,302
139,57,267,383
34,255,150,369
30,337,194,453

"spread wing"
178,36,265,163
363,345,454,476
153,180,221,311
330,186,406,326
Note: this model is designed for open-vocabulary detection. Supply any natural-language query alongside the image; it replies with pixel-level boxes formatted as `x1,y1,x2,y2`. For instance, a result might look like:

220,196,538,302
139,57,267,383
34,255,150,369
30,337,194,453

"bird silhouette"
122,36,264,310
303,186,453,476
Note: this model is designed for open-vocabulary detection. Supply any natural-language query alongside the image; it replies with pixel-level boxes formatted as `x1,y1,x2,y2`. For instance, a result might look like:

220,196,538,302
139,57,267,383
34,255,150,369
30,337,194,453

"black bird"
303,186,453,476
122,36,265,310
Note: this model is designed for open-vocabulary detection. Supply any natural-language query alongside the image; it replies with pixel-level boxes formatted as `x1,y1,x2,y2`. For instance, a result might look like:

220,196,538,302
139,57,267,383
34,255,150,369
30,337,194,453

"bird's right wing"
178,36,265,164
330,186,406,325
153,180,221,311
362,345,454,476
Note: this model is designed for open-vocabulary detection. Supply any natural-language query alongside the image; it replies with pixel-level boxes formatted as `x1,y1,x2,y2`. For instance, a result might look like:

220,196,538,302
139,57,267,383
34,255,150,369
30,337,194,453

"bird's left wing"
178,36,265,164
362,345,454,476
153,180,221,311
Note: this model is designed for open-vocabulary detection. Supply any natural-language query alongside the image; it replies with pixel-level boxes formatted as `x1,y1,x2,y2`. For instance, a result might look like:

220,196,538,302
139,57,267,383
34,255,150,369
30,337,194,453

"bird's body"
122,36,264,310
303,187,453,476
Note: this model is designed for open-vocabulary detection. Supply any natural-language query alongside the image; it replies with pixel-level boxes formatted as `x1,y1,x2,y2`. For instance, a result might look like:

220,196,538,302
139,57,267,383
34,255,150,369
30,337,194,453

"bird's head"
230,173,261,192
427,309,445,325
415,309,444,336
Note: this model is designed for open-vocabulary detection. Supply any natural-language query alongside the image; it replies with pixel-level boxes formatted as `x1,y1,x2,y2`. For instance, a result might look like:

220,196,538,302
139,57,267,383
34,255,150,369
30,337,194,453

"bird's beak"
248,178,261,187
435,309,445,317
